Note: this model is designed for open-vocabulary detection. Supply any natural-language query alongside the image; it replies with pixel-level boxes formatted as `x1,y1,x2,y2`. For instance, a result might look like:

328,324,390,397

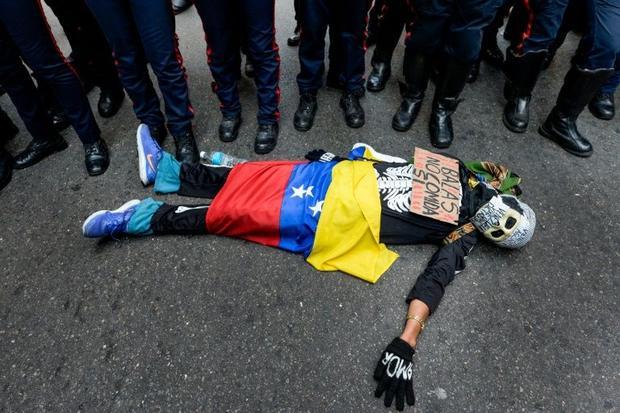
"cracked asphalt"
1,2,619,412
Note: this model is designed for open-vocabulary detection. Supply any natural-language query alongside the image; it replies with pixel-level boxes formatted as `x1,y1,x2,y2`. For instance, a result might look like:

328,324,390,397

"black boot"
173,127,199,163
366,59,391,92
340,91,365,128
13,134,68,169
172,0,193,14
467,61,480,83
287,23,301,47
254,123,278,154
481,37,504,68
97,87,125,118
392,51,429,132
502,50,547,133
84,139,110,176
588,91,615,120
150,124,168,144
0,108,19,142
294,93,318,132
0,148,12,191
429,59,470,148
219,114,242,142
49,105,70,132
539,66,613,157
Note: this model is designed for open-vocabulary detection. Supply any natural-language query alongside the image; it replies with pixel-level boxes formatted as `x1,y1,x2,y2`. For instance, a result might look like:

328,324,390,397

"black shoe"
0,149,13,191
466,61,480,84
245,61,255,78
49,107,70,132
254,123,278,154
172,0,193,14
293,93,317,132
588,92,615,120
0,108,19,143
13,135,68,169
84,139,110,176
340,92,365,128
149,124,168,144
366,61,391,92
326,74,345,90
97,88,124,118
219,115,242,142
481,42,504,68
502,81,531,133
430,98,460,148
173,129,199,164
287,25,301,47
392,82,424,132
539,109,592,157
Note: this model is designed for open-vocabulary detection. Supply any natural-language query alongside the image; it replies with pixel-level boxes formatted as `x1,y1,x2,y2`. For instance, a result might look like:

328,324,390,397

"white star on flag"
309,200,324,217
291,185,315,199
305,186,314,197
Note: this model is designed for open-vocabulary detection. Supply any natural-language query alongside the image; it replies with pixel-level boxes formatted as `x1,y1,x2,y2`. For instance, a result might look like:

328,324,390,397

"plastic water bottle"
200,151,247,167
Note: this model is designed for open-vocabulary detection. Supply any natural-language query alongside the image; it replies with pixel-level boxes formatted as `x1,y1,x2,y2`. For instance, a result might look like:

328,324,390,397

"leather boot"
287,23,301,47
502,50,546,133
366,59,391,92
97,87,125,118
294,93,318,132
14,134,68,169
219,115,242,142
0,148,13,191
340,91,365,128
429,59,470,148
588,91,615,121
0,108,18,142
172,0,193,14
539,66,613,157
173,127,199,164
254,123,278,154
481,36,504,68
49,105,70,132
84,139,110,176
391,51,429,132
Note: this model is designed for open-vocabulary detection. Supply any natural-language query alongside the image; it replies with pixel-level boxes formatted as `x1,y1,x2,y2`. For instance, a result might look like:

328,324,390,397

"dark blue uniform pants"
194,0,280,125
404,0,504,63
511,0,620,70
601,64,620,94
0,0,100,144
297,0,370,94
85,0,193,136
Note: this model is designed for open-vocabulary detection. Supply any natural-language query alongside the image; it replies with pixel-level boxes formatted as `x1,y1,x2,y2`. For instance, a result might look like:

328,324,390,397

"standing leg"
194,0,243,144
589,60,619,120
129,0,197,163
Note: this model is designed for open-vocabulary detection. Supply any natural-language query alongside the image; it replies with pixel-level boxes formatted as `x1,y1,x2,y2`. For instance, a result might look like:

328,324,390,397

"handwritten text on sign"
410,148,462,225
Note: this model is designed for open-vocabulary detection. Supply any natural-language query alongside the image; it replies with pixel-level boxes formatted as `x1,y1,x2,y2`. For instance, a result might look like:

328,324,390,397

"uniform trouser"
510,0,620,70
85,0,193,136
370,0,409,65
404,0,504,63
193,0,280,125
43,0,122,93
600,64,620,94
483,0,515,45
297,0,370,94
0,0,100,144
0,26,55,143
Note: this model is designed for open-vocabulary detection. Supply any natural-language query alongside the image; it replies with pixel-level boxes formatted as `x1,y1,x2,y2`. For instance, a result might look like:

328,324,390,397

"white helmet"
471,195,536,249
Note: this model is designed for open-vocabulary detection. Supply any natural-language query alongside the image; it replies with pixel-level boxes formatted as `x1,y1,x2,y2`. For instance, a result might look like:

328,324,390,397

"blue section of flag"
278,161,336,255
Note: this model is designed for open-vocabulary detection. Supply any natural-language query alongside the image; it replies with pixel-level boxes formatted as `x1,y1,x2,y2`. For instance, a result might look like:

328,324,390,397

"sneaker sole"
136,124,151,186
82,199,141,237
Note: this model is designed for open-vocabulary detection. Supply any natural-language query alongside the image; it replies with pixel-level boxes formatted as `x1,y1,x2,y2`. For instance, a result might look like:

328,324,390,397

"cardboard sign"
410,148,462,225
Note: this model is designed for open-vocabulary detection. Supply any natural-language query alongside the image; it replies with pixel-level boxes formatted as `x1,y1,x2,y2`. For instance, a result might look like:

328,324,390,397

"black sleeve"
406,231,479,314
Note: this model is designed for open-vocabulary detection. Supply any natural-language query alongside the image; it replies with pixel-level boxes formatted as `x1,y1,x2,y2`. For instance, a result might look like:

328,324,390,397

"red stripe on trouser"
516,0,535,54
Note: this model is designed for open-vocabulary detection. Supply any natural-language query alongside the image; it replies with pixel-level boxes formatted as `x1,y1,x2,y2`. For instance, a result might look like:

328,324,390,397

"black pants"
370,0,411,65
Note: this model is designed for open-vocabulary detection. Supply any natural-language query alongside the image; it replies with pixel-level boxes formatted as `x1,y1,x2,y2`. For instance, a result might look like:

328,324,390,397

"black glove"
374,337,416,410
304,149,346,163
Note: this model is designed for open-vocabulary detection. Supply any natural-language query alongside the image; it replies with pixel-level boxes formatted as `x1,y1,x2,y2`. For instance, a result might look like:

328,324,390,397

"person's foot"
173,128,199,164
219,115,242,142
172,0,193,14
287,26,301,47
97,87,125,118
137,123,163,186
366,61,391,92
149,124,168,144
293,93,317,132
84,139,110,176
466,61,480,83
254,123,278,154
481,42,504,68
340,92,365,128
82,199,141,238
245,61,255,78
0,109,19,142
588,92,615,120
539,108,593,157
502,82,530,133
429,98,460,148
49,107,70,132
392,83,424,132
0,149,13,192
13,135,68,169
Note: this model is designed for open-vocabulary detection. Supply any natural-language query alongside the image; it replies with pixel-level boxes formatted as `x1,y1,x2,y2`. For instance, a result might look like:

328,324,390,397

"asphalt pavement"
1,2,619,412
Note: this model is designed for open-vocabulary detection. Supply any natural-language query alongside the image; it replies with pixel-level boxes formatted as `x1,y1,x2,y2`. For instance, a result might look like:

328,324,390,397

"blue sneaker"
82,199,141,238
137,123,163,186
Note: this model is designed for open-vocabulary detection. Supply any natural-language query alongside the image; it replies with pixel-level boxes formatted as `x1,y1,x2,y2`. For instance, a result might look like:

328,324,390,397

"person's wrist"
399,327,417,349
